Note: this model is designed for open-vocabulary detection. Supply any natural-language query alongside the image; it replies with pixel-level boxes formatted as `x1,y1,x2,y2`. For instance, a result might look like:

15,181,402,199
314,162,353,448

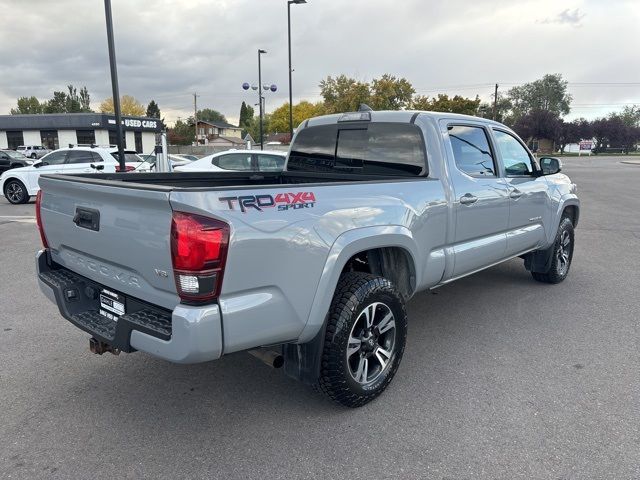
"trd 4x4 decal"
219,192,316,213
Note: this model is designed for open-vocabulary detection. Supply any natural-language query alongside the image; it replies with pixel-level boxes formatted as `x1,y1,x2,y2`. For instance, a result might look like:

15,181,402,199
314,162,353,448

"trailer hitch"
89,337,120,356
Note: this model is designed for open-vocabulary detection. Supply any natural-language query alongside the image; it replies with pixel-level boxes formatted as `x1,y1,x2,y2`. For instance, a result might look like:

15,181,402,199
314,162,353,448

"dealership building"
0,113,164,153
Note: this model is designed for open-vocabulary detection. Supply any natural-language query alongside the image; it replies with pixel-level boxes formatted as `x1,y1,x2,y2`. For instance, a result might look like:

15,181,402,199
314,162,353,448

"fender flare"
547,195,579,245
296,225,420,344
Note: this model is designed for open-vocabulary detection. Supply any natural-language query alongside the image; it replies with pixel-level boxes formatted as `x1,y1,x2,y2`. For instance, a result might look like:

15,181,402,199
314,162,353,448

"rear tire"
532,216,574,284
30,153,37,159
4,179,29,204
317,272,407,408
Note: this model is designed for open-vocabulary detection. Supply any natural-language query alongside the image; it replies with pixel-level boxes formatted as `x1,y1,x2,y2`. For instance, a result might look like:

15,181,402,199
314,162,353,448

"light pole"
257,49,267,150
287,0,307,142
243,78,277,150
103,0,125,173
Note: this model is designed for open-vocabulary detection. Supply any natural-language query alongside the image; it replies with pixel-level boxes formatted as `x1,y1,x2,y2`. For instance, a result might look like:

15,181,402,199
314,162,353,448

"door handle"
510,189,523,199
459,194,478,205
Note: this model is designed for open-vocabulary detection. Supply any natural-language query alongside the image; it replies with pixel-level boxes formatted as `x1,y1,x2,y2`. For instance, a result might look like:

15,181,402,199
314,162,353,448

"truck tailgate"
39,176,179,310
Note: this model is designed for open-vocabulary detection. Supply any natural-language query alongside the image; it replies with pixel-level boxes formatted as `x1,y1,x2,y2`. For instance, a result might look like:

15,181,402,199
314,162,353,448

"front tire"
532,216,574,284
30,153,37,159
4,179,30,204
317,272,408,408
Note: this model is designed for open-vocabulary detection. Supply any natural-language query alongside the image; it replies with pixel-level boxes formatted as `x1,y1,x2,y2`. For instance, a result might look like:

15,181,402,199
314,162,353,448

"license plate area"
99,288,126,321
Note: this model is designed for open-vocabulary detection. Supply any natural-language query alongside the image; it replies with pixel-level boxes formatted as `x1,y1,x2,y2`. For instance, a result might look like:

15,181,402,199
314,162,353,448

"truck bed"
43,170,423,191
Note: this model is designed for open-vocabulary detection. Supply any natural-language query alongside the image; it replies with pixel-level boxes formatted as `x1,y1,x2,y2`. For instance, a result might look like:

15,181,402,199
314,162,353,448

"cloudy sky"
0,0,638,126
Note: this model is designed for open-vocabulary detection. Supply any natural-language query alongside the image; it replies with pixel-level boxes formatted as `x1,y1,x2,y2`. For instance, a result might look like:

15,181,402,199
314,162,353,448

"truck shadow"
38,258,553,434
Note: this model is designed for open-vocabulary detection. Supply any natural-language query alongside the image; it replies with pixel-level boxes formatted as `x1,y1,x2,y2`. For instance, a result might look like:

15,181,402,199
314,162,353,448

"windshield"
4,150,26,159
111,153,142,163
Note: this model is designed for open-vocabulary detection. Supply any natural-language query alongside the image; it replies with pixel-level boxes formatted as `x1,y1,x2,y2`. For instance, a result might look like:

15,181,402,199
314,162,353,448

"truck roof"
305,110,505,128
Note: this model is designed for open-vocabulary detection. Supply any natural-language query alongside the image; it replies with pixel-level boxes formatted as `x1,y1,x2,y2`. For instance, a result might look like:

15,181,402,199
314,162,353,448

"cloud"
0,0,637,125
537,8,586,27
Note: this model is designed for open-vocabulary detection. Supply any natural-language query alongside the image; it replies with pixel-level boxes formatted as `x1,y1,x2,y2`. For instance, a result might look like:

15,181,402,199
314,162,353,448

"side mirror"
539,157,562,175
33,161,44,168
90,163,105,171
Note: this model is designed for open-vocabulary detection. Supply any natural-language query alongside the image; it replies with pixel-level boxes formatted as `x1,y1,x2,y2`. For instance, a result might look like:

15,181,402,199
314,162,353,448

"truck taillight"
171,211,229,303
35,190,49,248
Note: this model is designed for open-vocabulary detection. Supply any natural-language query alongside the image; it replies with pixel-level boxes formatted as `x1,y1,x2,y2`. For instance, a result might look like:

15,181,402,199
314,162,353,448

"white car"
174,149,286,173
16,145,50,159
1,146,147,204
140,154,197,169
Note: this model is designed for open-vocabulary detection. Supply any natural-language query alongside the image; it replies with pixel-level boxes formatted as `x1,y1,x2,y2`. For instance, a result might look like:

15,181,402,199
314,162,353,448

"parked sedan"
174,149,286,172
0,150,33,174
140,154,198,170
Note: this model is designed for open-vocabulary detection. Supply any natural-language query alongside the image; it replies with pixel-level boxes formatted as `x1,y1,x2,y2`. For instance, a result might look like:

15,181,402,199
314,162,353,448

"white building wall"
23,130,42,146
142,132,156,154
125,131,135,150
94,129,110,146
58,130,77,148
0,131,7,149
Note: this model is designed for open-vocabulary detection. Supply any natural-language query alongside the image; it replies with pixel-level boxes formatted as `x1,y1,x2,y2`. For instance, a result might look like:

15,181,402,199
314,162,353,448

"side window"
66,150,95,164
448,125,496,176
494,130,534,176
257,154,285,172
91,152,103,163
216,153,252,171
42,150,67,165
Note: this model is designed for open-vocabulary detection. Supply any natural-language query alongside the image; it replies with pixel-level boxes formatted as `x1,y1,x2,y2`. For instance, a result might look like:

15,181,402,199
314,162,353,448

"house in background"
196,120,243,145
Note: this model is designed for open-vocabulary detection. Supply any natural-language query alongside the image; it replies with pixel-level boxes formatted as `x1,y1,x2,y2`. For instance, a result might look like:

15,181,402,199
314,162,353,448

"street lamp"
242,78,277,150
287,0,307,142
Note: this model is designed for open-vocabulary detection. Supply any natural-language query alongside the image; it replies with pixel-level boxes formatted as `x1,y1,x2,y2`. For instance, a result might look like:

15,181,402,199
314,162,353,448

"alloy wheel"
347,302,396,385
6,182,24,203
557,230,571,276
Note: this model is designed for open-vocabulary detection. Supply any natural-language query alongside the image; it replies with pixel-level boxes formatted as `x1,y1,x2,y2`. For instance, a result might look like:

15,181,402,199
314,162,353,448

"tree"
197,108,227,124
319,75,371,114
146,100,161,119
477,93,512,124
507,74,572,122
512,109,561,146
411,94,481,115
268,101,325,135
244,114,271,143
44,91,71,113
618,105,640,128
11,96,43,114
99,95,146,116
369,74,415,110
556,118,593,153
78,86,91,112
239,101,254,128
168,118,194,145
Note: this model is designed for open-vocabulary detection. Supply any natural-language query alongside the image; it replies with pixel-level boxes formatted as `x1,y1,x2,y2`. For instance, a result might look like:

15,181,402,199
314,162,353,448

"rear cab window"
288,122,427,176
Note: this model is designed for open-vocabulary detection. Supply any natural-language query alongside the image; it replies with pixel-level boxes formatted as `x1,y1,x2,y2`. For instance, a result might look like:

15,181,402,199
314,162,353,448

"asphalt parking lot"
1,156,639,479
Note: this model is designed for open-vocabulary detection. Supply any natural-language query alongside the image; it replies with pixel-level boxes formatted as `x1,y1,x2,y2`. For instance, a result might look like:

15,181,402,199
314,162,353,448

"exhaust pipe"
248,348,284,368
89,337,120,356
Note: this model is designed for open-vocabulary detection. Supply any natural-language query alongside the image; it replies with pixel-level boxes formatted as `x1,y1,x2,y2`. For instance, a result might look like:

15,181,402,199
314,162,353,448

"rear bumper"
36,250,223,364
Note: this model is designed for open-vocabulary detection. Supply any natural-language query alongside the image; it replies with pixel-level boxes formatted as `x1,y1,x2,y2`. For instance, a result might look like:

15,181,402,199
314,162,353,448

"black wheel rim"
6,182,23,203
347,302,396,384
557,230,571,275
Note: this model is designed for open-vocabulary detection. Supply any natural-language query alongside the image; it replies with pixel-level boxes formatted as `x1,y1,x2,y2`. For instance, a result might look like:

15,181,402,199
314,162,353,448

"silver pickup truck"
36,110,579,407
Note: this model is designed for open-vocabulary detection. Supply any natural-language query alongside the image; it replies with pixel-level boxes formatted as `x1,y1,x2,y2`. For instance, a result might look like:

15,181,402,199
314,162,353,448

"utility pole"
493,83,499,121
103,0,125,173
193,92,199,145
